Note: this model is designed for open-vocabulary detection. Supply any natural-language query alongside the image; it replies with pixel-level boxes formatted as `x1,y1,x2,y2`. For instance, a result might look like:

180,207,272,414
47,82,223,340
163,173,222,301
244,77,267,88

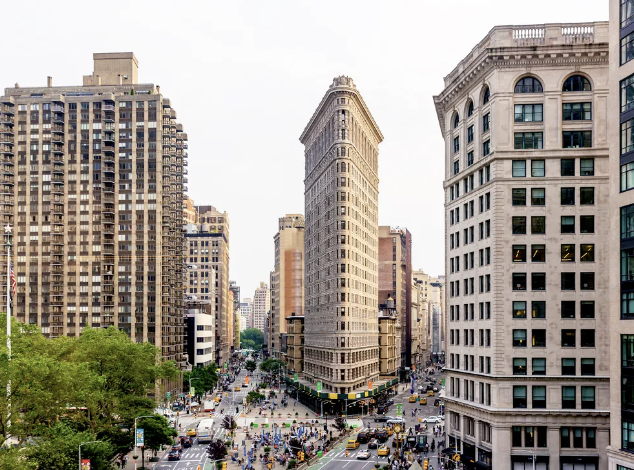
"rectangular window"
580,272,595,290
513,329,527,347
580,158,594,176
562,386,576,409
453,160,459,176
561,158,575,176
563,131,592,148
453,136,460,154
513,273,527,291
624,420,634,451
531,188,545,205
532,301,546,319
514,103,543,122
561,428,571,448
513,301,527,318
467,151,474,166
561,187,575,205
623,162,634,192
580,329,595,347
622,31,634,65
532,386,546,408
531,159,545,177
513,386,527,408
562,102,592,121
580,187,594,205
580,215,594,234
531,216,545,234
562,358,576,376
561,216,575,234
531,273,545,291
513,189,526,206
512,160,526,177
512,216,526,234
623,248,634,281
581,386,595,409
624,292,634,319
514,132,543,150
561,272,576,290
580,244,594,262
622,205,634,239
532,329,546,347
532,358,546,375
467,126,474,143
525,427,534,447
621,73,634,113
561,329,576,347
561,301,576,319
512,245,526,263
581,358,595,376
483,113,490,132
512,426,522,447
513,358,527,375
623,0,634,28
531,245,545,262
561,244,575,262
623,119,634,155
483,140,490,156
580,301,595,319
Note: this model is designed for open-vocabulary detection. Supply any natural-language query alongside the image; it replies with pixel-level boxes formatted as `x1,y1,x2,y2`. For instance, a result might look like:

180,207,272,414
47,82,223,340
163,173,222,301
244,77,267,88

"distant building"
378,296,400,378
240,298,253,329
184,299,214,368
184,196,197,224
285,316,305,375
253,282,270,332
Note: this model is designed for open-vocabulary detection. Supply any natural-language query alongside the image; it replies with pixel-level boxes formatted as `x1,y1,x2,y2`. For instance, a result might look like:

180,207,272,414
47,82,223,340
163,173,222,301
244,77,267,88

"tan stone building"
285,315,304,375
378,226,411,371
378,297,400,379
300,76,383,394
0,52,187,366
184,205,230,364
434,23,610,469
183,196,197,224
253,281,269,333
270,214,305,359
608,0,634,467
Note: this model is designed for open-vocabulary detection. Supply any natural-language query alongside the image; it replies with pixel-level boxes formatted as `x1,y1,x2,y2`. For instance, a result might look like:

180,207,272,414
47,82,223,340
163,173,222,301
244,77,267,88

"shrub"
287,459,297,469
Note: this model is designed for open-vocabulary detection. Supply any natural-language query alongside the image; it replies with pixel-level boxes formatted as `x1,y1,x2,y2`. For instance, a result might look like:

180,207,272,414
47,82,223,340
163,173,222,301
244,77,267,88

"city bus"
197,418,214,443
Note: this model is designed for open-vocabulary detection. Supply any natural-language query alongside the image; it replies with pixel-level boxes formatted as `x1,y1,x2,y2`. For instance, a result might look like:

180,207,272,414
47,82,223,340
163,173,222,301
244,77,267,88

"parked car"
422,416,443,424
386,417,405,425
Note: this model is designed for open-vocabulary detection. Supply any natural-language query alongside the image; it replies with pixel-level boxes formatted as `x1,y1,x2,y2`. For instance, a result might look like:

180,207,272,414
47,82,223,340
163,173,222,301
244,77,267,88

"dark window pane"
562,329,576,347
562,358,576,375
513,273,527,291
580,272,595,290
561,187,575,205
512,217,526,234
561,301,575,319
531,244,545,262
513,301,527,319
580,301,595,319
580,329,595,347
512,188,526,205
561,159,575,176
532,329,546,347
561,272,576,290
531,273,545,291
532,301,546,319
580,215,594,234
580,187,595,205
531,216,545,234
561,244,575,262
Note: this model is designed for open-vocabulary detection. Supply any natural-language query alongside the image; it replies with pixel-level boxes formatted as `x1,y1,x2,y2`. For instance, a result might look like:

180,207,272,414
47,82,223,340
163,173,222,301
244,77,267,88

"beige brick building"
608,0,634,467
270,213,305,359
0,52,187,366
253,281,269,333
435,24,610,469
378,297,400,379
183,196,196,224
184,205,230,364
300,76,383,394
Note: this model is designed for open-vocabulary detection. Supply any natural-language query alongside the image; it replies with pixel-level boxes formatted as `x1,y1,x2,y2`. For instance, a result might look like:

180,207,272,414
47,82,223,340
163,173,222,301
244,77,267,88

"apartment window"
581,358,595,376
561,329,576,347
514,132,543,150
514,104,543,122
531,216,545,234
513,301,527,319
483,113,490,132
563,131,592,148
512,427,522,447
621,73,634,113
580,215,594,234
562,244,575,262
513,358,527,375
580,329,595,347
525,427,535,447
512,189,527,207
622,31,634,65
562,301,576,319
532,301,546,319
513,386,527,408
580,187,595,205
467,125,474,143
529,160,545,178
453,160,460,176
515,77,543,93
623,162,634,192
562,358,576,375
513,273,527,291
623,248,634,282
561,159,575,176
513,245,526,263
482,140,490,156
561,216,575,234
624,293,634,319
453,136,460,154
580,158,594,176
512,160,526,177
624,420,634,451
581,387,595,409
531,273,545,291
561,428,571,448
532,329,546,347
532,358,546,375
532,245,545,262
528,188,545,206
563,102,592,121
561,188,575,205
580,272,595,290
580,244,594,262
562,386,576,409
512,216,526,234
562,272,576,290
580,301,595,319
467,151,474,166
513,329,527,347
623,205,634,240
532,386,546,408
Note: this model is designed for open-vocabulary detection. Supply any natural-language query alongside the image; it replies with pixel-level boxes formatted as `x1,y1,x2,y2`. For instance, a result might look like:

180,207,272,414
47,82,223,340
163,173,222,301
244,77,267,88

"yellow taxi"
427,390,435,397
234,385,242,392
377,446,390,456
385,428,394,436
420,397,427,405
346,439,360,449
409,394,418,403
186,428,197,437
214,396,221,403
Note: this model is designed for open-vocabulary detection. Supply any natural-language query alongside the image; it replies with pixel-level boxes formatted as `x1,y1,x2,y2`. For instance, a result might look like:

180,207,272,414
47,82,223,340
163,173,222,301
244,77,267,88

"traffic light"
222,463,227,470
423,459,428,470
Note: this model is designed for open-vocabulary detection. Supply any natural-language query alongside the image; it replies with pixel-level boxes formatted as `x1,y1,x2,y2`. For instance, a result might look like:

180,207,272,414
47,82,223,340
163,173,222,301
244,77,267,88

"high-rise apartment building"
300,76,383,394
184,205,230,364
183,196,197,224
240,297,252,329
0,52,187,365
434,24,609,469
252,282,270,332
609,1,634,467
270,213,305,359
378,226,411,370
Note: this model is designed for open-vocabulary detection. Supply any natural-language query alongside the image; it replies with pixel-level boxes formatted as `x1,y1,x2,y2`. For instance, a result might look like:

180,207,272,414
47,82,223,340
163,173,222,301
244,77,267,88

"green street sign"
294,373,298,382
190,387,195,395
224,362,228,370
396,404,403,416
166,392,171,400
317,382,322,392
253,423,259,427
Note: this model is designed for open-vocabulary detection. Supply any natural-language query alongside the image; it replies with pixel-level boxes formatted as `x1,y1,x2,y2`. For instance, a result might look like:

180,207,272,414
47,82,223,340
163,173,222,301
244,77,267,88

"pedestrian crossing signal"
222,462,227,470
423,459,428,470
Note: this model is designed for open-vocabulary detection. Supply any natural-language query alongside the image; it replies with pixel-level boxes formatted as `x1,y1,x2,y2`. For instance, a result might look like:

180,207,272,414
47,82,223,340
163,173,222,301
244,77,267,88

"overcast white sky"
0,0,607,297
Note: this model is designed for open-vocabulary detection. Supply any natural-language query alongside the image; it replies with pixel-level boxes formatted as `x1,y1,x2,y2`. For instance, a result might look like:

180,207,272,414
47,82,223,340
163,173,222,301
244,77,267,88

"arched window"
341,162,346,172
563,75,592,92
453,114,460,129
467,101,474,117
483,87,490,105
515,77,543,93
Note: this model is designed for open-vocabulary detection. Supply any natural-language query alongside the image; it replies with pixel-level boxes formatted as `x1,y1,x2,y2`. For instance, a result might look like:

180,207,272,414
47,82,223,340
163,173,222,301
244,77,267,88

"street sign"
294,373,298,382
368,380,373,390
317,382,322,392
396,404,403,416
191,387,195,395
81,459,91,470
166,392,171,400
136,428,144,447
224,362,228,370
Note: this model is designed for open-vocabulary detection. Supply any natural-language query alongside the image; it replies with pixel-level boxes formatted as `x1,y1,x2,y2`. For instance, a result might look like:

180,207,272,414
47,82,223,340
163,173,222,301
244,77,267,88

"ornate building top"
330,75,356,89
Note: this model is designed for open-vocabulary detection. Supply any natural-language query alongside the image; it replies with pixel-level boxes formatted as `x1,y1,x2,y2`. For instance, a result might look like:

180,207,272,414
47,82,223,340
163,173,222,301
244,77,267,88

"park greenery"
259,358,285,374
0,314,179,469
246,390,265,405
244,360,257,372
239,328,264,350
183,362,219,397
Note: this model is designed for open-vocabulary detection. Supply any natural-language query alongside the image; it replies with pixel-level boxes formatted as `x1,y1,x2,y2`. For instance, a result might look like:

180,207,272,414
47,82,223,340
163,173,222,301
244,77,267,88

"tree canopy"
259,358,285,373
240,328,264,350
244,360,257,372
183,363,219,397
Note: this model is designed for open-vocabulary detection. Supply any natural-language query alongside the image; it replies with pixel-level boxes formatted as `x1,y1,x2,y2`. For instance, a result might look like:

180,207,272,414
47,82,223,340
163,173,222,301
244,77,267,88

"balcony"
51,124,64,134
52,113,64,124
52,144,64,154
51,175,64,183
0,145,13,155
103,104,115,112
0,115,14,125
103,112,115,123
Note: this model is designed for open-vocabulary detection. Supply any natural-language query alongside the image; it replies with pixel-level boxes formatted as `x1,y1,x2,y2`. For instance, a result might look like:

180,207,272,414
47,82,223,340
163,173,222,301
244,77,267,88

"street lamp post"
78,440,102,470
134,415,154,470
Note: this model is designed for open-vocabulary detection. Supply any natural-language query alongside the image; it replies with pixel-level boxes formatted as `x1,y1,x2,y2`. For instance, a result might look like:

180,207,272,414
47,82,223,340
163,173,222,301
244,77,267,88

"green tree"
184,363,218,397
246,391,265,405
138,415,177,468
240,328,264,350
245,360,257,373
259,358,285,374
221,415,237,439
206,438,227,469
334,417,347,435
